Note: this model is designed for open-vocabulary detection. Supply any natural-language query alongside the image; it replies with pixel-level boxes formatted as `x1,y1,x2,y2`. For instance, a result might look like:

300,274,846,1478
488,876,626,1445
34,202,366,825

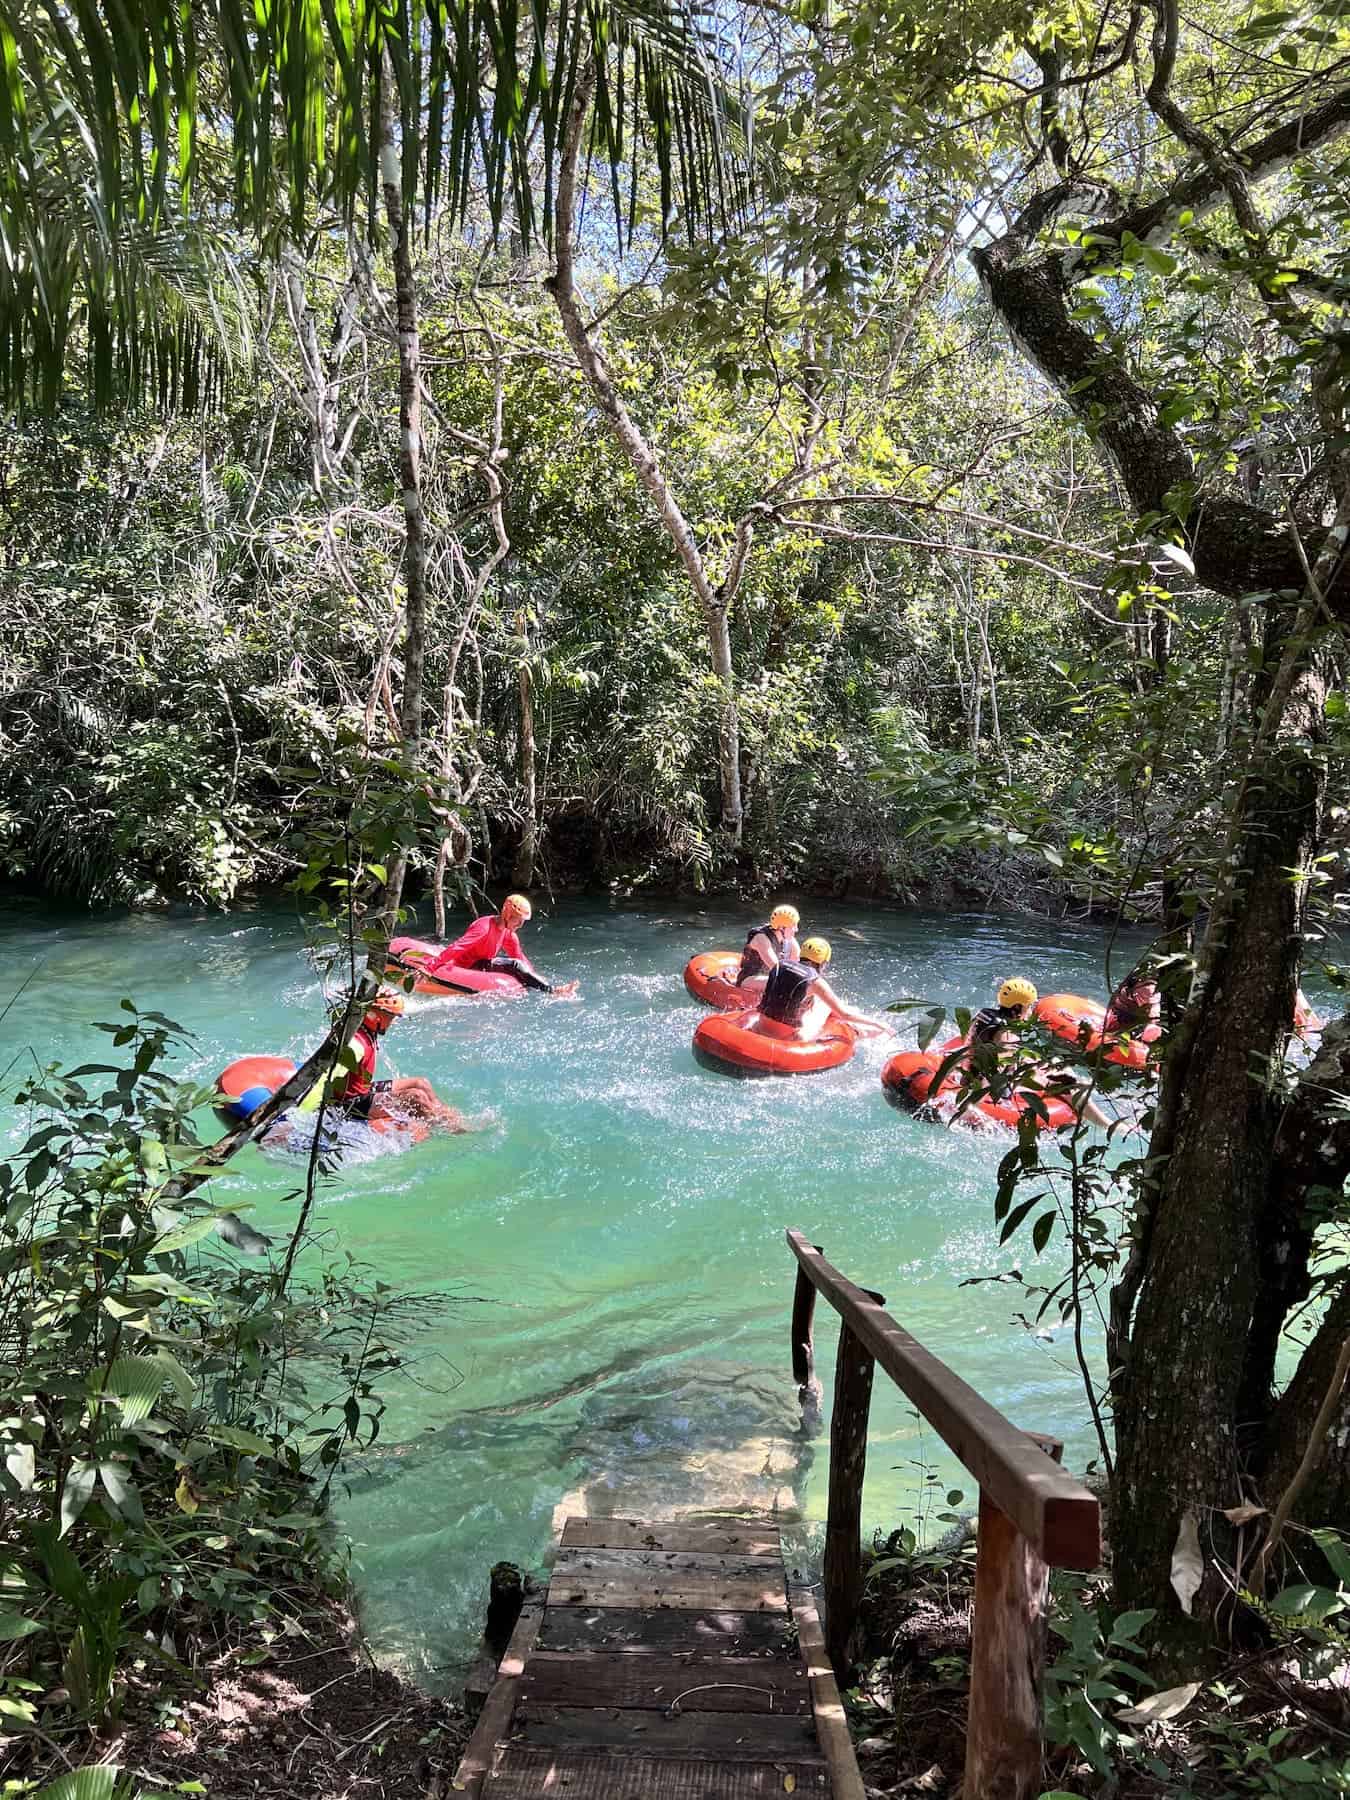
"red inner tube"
389,935,526,998
216,1054,297,1099
1034,993,1159,1071
215,1054,428,1144
683,950,755,1010
693,1006,857,1075
881,1035,1078,1131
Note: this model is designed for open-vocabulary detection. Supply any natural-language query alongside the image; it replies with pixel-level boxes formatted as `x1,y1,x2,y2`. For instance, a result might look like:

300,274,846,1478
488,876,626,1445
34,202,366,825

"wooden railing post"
785,1226,1100,1786
964,1444,1062,1800
791,1249,823,1424
823,1318,875,1679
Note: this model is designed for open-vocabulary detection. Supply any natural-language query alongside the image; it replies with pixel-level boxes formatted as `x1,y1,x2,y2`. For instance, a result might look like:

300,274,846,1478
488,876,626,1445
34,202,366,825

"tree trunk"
512,612,539,888
1110,649,1323,1628
374,64,428,934
547,73,744,842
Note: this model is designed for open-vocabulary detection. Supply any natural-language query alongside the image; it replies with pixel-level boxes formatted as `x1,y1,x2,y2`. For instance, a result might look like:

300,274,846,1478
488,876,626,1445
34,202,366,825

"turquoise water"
3,896,1203,1682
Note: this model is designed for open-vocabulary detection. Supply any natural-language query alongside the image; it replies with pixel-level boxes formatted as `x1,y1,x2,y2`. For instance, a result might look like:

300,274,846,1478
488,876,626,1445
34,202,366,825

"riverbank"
3,1592,464,1800
845,1537,1348,1798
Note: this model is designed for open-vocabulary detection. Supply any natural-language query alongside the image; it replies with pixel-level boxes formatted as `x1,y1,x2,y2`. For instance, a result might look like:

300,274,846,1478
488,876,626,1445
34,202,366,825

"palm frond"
0,0,752,407
0,90,253,411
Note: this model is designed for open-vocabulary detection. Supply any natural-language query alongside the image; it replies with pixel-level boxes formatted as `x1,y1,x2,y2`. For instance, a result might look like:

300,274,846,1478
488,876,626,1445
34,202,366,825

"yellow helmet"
503,893,532,920
801,937,832,967
770,904,800,928
997,977,1038,1012
369,988,407,1016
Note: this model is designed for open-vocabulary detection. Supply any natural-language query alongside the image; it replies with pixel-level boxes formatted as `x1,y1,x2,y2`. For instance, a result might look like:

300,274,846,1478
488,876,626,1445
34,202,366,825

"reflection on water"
3,895,1239,1684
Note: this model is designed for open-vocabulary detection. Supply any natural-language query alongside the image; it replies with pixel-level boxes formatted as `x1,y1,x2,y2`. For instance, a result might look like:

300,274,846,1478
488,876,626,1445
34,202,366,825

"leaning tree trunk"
373,65,428,934
547,73,744,842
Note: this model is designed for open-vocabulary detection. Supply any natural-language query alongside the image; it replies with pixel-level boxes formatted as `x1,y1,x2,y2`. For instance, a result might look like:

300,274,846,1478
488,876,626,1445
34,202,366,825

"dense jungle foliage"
0,270,1167,913
2,0,1350,1790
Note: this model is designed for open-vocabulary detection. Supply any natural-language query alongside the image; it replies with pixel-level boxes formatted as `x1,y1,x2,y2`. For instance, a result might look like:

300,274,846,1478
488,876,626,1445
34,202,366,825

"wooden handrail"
786,1227,1102,1800
786,1229,1099,1568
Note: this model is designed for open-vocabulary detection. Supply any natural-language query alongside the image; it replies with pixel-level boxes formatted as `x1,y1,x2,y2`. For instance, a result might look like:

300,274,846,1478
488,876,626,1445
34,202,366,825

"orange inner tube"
216,1055,297,1099
683,950,754,1010
693,1006,856,1075
881,1036,1078,1131
1034,993,1159,1071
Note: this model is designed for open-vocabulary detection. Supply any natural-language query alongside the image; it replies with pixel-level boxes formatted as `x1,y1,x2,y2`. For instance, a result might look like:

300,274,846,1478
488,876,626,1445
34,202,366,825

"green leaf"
208,1425,274,1458
1309,1528,1350,1585
1270,1760,1332,1784
31,1770,124,1800
0,1610,43,1642
1269,1583,1341,1621
99,1461,144,1524
1108,1609,1157,1645
151,1349,196,1409
999,1196,1039,1245
1031,1211,1055,1254
59,1460,98,1535
102,1354,169,1425
151,1213,220,1253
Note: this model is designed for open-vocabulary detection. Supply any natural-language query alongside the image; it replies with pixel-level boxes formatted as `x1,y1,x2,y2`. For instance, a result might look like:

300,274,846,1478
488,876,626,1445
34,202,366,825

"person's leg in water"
477,955,578,997
1038,1067,1117,1131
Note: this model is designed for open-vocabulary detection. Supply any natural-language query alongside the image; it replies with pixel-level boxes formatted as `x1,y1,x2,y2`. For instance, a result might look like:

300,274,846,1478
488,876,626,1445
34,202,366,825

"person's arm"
428,915,491,973
748,931,781,970
816,978,890,1034
502,928,541,977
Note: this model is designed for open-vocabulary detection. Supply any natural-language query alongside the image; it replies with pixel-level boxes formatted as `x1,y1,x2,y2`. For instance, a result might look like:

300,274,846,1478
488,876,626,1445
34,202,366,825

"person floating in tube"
1104,962,1161,1037
736,904,802,997
758,938,891,1042
300,989,470,1130
970,977,1114,1129
422,894,579,996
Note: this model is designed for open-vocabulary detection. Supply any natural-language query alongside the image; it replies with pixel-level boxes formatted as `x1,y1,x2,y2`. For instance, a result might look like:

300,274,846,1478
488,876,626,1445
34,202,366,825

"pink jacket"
427,914,537,976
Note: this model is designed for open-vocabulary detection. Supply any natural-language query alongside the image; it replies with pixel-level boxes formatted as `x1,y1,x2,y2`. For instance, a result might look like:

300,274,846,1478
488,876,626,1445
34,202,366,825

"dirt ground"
0,1602,467,1800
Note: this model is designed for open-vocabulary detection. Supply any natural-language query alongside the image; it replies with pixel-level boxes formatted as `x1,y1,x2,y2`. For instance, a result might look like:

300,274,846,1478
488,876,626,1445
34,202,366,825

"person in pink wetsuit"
426,894,579,996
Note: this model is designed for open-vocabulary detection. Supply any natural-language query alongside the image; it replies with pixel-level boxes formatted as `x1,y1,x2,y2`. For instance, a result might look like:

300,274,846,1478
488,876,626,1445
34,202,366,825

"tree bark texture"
1110,653,1323,1618
548,74,744,841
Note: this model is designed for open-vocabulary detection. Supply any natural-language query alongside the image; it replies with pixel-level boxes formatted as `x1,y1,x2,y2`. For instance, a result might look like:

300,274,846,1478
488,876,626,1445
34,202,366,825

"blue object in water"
233,1084,274,1119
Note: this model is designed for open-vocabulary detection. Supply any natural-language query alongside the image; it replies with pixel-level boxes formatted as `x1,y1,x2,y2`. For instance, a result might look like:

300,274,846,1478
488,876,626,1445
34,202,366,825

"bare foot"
553,980,580,998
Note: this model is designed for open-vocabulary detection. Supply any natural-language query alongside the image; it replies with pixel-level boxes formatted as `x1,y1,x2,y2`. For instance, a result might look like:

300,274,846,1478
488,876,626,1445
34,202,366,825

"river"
4,895,1204,1683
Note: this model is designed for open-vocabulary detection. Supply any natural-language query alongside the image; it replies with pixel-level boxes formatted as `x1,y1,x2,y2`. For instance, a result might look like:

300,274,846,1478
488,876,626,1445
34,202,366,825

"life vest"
341,1026,380,1101
970,1005,1022,1049
760,957,819,1027
738,923,784,984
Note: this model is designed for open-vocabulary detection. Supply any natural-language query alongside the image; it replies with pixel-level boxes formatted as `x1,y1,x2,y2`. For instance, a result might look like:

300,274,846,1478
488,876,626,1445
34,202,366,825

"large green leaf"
31,1763,126,1800
150,1212,220,1253
0,1610,43,1641
58,1459,97,1535
101,1354,169,1426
